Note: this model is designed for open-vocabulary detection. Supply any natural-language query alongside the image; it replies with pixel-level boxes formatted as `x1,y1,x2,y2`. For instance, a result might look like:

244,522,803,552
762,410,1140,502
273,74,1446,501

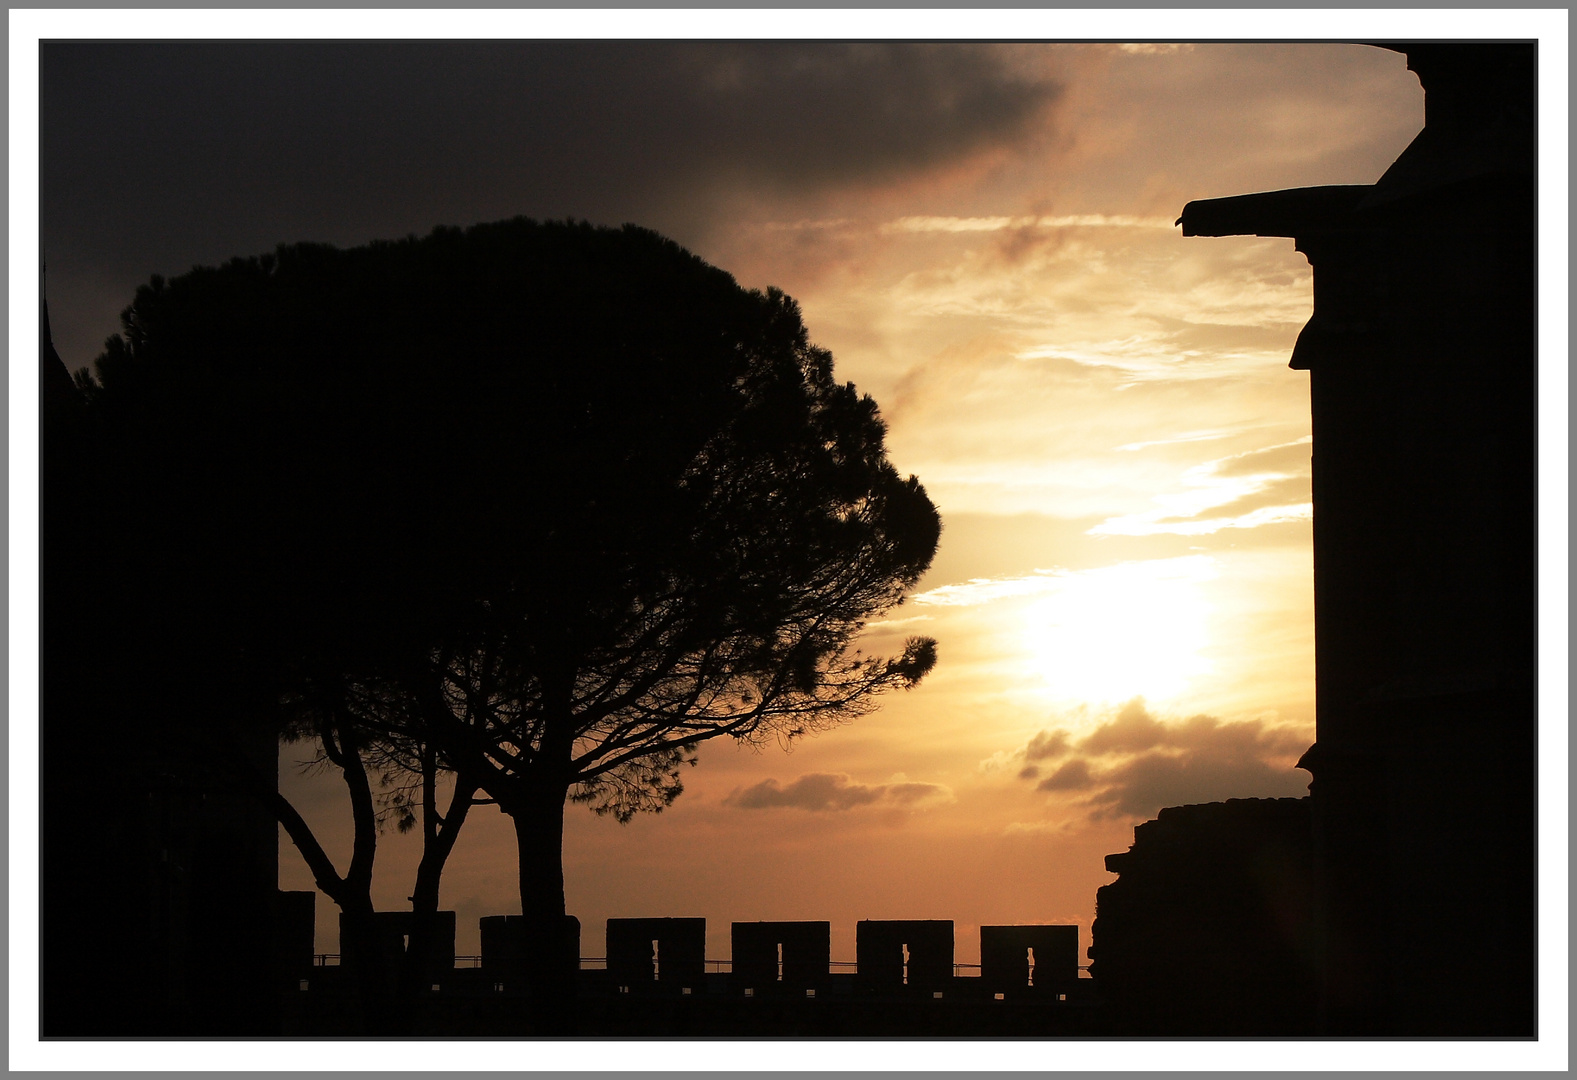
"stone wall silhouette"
1090,798,1316,1035
606,917,707,989
980,924,1078,994
731,921,831,991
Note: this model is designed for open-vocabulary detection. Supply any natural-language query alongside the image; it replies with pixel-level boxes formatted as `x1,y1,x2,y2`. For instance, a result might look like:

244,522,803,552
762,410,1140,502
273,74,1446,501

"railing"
312,955,1089,976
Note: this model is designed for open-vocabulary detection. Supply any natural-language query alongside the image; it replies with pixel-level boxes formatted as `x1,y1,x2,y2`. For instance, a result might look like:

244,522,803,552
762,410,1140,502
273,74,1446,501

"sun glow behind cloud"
912,557,1218,709
1020,557,1216,705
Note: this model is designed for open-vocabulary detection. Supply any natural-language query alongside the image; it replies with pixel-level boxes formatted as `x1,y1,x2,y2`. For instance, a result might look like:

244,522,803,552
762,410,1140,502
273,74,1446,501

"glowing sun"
1019,556,1217,706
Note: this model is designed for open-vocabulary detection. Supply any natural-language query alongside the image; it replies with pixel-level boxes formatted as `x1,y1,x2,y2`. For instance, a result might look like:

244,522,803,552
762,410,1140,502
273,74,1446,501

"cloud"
1090,502,1312,537
888,781,953,805
1084,749,1308,819
42,41,1067,368
665,43,1064,191
977,749,1021,773
1024,728,1073,761
1187,475,1311,518
884,215,1032,234
911,571,1064,608
862,613,935,631
724,772,952,812
1116,43,1195,55
880,213,1171,234
1211,437,1313,477
727,773,881,810
996,698,1311,821
1116,428,1236,452
1089,438,1314,536
1036,759,1096,792
1002,819,1073,836
757,217,856,233
1077,697,1169,754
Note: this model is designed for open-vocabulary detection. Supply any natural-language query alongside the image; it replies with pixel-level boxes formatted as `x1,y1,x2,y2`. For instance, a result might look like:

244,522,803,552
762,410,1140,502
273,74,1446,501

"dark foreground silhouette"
1091,799,1317,1036
278,915,1098,1037
1169,42,1535,1036
43,216,940,1037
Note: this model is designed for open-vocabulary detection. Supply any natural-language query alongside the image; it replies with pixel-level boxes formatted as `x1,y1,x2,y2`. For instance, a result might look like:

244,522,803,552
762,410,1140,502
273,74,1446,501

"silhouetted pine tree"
72,218,940,1031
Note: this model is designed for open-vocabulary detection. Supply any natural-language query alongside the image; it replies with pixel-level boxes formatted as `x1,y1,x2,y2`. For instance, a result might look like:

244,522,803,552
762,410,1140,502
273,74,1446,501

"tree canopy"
66,217,940,1024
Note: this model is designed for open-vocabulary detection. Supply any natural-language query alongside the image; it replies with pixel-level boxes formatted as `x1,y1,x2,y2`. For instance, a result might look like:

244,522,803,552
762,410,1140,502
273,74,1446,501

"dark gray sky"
41,41,1062,368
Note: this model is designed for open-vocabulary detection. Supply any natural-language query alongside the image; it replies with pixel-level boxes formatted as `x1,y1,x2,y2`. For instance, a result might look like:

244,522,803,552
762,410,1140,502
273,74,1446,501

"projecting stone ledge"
1176,184,1371,238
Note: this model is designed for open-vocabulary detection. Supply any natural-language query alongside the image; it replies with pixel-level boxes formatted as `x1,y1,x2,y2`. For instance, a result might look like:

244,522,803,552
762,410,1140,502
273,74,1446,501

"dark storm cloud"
663,44,1060,189
1002,698,1310,820
724,772,951,812
41,41,1061,367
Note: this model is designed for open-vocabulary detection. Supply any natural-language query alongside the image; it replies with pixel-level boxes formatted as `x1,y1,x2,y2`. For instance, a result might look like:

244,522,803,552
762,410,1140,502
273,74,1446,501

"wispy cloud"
1092,502,1312,537
862,613,935,631
911,571,1065,608
978,749,1021,773
1090,438,1313,535
881,213,1173,234
913,556,1215,610
1116,429,1236,452
883,215,1029,234
723,772,953,812
758,217,855,232
1002,819,1073,836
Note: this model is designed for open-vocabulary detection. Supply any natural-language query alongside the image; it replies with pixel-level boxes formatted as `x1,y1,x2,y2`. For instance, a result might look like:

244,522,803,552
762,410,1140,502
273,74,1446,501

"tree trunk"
508,784,575,1033
396,767,478,1029
410,758,476,915
313,717,399,1035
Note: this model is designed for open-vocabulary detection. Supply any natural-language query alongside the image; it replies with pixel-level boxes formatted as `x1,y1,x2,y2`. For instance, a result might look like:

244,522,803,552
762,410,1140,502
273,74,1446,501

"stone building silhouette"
1090,798,1317,1034
1098,42,1536,1036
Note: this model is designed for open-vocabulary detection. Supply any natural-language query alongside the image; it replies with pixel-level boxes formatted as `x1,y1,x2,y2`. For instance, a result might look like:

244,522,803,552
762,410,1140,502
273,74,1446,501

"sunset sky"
16,3,1571,1066
38,40,1429,965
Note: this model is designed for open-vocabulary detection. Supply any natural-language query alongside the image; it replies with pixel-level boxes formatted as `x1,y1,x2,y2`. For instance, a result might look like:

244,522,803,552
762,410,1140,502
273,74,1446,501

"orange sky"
275,43,1428,964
